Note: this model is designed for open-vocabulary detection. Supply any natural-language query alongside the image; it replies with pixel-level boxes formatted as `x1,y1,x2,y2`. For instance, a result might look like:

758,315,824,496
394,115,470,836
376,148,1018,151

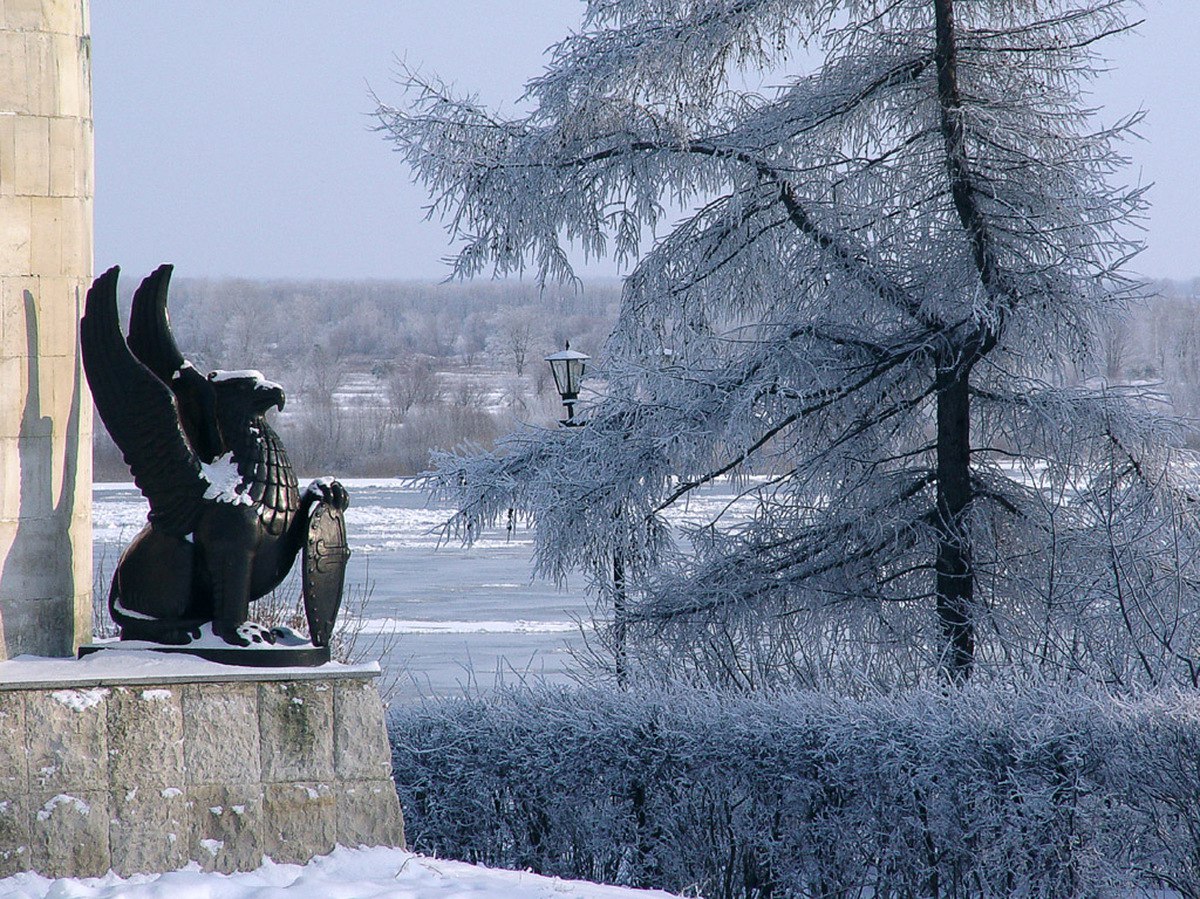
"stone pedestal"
0,662,404,877
0,1,94,657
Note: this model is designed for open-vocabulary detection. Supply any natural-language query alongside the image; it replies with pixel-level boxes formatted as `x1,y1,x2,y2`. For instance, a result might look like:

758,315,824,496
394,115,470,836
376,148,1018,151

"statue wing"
126,264,224,461
82,266,209,537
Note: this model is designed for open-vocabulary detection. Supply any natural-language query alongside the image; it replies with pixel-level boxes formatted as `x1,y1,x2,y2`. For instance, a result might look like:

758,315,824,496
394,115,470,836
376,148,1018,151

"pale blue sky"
90,2,1197,281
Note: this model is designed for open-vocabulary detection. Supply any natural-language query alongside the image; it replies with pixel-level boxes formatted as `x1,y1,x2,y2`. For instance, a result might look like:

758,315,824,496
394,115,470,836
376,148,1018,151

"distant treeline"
1097,279,1200,427
92,277,621,480
93,276,1200,479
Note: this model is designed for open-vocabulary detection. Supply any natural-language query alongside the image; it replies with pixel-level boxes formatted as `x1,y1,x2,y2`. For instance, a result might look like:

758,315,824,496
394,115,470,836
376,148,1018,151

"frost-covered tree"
378,0,1200,688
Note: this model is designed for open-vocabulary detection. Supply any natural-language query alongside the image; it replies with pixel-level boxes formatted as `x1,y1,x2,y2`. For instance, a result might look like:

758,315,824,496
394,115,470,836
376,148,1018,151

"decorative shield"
302,503,351,647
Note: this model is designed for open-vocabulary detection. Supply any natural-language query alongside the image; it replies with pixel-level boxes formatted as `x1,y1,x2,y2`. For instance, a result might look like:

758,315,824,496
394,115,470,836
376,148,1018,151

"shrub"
390,684,1200,898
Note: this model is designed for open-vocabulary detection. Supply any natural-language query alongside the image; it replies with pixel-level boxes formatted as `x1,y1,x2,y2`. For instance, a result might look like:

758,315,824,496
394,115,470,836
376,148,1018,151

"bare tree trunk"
936,370,974,682
613,550,628,688
933,0,981,682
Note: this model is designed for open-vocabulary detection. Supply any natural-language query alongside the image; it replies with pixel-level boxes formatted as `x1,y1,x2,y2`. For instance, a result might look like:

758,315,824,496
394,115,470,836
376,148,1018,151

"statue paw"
305,477,349,511
238,622,277,646
214,621,277,647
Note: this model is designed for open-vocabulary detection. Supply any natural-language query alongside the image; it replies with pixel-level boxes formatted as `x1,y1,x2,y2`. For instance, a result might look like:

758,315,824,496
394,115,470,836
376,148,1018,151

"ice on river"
93,477,759,699
93,479,595,699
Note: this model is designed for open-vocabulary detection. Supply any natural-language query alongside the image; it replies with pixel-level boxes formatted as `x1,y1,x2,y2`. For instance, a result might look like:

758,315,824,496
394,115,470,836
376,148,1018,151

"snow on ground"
0,846,678,898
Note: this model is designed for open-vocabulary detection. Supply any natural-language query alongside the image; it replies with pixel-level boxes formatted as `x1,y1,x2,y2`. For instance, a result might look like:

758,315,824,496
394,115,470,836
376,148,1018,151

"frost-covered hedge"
389,685,1200,898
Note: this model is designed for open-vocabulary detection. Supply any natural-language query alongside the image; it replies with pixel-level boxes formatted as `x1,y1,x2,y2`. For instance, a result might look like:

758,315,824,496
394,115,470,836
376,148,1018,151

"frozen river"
93,479,592,700
93,478,755,699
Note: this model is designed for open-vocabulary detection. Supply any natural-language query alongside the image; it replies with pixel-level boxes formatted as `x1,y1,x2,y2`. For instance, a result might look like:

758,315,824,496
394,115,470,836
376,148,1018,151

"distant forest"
91,277,621,480
92,276,1200,480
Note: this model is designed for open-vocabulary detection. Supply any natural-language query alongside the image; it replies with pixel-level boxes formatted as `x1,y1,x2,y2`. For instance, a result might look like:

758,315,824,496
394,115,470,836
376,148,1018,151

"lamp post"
545,342,628,686
544,342,590,425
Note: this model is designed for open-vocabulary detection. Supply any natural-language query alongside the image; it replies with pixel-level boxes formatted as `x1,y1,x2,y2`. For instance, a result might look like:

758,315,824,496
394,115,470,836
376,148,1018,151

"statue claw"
269,625,304,644
245,623,277,645
331,481,349,511
305,477,350,512
214,620,277,647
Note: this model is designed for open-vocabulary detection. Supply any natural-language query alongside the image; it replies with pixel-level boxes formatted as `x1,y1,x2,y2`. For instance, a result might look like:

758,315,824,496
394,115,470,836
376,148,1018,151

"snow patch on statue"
209,369,284,392
200,452,253,506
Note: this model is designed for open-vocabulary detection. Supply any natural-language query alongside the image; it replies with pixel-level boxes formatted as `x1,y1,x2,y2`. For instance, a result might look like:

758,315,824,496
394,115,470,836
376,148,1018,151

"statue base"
78,642,330,667
77,624,329,668
0,654,404,878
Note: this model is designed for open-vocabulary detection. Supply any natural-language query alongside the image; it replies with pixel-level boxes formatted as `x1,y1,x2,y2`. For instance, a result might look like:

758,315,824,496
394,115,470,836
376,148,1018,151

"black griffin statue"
81,264,349,648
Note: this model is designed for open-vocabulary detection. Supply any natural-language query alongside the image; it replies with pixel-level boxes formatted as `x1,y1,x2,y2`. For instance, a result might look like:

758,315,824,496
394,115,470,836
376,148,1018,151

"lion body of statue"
82,265,348,648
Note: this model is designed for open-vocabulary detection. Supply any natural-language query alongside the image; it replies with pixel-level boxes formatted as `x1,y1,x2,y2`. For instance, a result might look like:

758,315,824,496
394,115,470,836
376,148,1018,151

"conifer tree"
378,0,1200,688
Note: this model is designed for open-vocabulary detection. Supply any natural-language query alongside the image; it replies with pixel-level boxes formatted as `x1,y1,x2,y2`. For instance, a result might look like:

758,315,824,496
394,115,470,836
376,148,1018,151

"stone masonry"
0,0,94,657
0,667,404,877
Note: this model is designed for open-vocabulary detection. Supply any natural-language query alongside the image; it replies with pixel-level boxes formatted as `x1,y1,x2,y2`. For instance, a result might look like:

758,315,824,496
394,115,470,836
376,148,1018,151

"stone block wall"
0,0,94,657
0,669,404,877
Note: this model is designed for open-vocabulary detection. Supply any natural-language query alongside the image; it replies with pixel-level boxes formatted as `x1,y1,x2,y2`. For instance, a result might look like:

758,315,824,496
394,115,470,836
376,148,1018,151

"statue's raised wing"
126,264,223,462
82,266,208,537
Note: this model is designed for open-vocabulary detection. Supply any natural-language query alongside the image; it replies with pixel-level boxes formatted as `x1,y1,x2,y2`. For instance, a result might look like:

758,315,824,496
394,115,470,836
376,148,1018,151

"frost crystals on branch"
378,0,1200,689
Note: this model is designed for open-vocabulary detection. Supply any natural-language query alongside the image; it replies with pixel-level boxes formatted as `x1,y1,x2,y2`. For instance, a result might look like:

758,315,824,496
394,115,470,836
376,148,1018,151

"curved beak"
260,384,285,412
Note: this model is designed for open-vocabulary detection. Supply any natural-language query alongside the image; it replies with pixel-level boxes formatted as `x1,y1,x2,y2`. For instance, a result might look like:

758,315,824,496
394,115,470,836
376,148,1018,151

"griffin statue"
82,265,350,649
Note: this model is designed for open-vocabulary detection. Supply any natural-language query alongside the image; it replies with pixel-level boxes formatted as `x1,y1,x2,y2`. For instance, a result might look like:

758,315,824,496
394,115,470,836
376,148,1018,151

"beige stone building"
0,0,93,657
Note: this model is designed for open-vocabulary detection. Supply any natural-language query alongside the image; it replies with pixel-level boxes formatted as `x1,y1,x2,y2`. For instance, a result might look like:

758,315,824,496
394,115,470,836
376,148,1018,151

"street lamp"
544,340,627,686
545,342,590,425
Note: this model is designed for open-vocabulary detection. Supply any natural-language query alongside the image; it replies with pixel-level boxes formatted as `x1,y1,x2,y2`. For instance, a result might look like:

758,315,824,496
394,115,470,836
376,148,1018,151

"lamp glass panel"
549,359,570,397
566,358,585,395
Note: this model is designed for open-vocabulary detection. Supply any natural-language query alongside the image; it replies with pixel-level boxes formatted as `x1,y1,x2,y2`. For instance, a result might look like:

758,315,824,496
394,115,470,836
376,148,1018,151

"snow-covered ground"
0,845,678,898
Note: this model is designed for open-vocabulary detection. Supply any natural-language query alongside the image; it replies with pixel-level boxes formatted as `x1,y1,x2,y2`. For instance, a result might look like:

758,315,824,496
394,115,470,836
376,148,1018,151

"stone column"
0,1,93,657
